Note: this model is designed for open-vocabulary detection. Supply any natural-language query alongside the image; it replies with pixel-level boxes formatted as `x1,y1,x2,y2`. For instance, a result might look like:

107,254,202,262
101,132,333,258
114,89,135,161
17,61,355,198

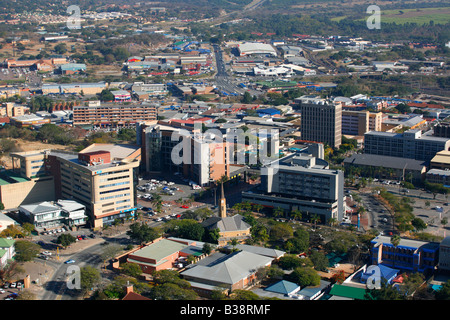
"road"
354,182,450,237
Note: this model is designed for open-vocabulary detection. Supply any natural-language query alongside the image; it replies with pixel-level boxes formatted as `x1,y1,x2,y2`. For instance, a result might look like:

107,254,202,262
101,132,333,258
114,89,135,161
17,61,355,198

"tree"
309,250,329,272
127,222,160,244
435,280,450,300
411,217,427,232
57,233,76,248
288,267,321,287
80,266,101,293
98,89,115,102
241,91,252,104
14,240,40,262
120,262,143,278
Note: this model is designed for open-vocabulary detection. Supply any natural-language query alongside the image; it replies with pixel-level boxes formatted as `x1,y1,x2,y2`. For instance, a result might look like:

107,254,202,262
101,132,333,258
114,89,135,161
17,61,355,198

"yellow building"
430,150,450,170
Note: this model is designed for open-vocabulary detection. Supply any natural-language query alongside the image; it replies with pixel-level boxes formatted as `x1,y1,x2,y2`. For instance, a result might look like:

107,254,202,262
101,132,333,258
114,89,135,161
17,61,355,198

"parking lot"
0,280,24,300
136,173,212,222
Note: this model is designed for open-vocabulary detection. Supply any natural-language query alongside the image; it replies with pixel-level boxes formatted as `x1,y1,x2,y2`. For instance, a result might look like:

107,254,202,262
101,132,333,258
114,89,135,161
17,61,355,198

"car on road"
0,289,4,294
39,254,49,260
181,205,189,209
10,282,16,288
42,251,52,256
64,259,75,264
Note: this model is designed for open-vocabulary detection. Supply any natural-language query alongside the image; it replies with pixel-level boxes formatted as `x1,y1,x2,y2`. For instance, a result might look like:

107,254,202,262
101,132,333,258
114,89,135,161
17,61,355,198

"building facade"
364,129,450,162
300,101,342,148
243,153,345,224
72,101,157,126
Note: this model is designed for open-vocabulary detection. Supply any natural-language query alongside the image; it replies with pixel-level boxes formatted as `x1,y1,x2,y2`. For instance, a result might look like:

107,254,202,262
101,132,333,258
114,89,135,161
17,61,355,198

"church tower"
219,181,227,218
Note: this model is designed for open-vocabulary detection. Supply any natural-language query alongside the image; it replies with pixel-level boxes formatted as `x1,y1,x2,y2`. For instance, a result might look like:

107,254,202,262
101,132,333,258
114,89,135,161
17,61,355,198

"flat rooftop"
0,170,30,185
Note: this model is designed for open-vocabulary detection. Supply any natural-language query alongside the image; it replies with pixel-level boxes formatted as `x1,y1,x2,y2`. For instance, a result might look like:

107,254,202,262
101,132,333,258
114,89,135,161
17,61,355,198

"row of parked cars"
41,227,68,235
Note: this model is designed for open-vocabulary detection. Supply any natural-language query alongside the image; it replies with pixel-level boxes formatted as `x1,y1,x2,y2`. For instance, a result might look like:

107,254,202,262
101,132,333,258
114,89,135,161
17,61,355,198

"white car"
10,283,16,288
42,251,52,256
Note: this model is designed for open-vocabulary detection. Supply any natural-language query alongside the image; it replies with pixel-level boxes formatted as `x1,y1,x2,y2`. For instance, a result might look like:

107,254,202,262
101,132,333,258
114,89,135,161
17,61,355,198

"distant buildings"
237,42,277,57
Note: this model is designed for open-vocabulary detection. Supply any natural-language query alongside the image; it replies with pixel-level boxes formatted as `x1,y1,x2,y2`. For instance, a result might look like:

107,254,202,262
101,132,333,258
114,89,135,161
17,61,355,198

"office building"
12,144,141,229
341,110,382,136
439,236,450,272
19,199,87,230
72,101,157,126
370,235,440,273
364,129,450,162
300,101,342,148
139,123,229,186
242,153,345,224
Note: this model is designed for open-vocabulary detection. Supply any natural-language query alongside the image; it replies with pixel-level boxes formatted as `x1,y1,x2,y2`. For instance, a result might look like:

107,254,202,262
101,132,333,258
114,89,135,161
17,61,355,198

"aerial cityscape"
0,0,449,309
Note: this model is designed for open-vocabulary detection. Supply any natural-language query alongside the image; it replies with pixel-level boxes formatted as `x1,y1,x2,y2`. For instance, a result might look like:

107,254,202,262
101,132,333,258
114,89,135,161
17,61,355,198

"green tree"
435,280,450,300
56,233,76,249
288,267,321,287
14,240,40,261
126,222,160,244
120,262,143,278
80,265,101,293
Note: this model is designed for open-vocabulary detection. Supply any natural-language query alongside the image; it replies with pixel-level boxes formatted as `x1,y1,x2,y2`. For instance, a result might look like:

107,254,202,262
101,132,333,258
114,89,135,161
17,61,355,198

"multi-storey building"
138,123,229,186
370,235,440,273
72,101,157,126
364,129,450,162
242,153,345,224
300,101,342,148
341,110,382,136
11,144,141,229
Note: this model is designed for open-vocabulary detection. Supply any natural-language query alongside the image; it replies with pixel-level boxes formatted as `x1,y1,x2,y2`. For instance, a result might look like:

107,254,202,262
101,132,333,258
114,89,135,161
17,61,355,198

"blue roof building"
264,280,300,296
256,108,281,117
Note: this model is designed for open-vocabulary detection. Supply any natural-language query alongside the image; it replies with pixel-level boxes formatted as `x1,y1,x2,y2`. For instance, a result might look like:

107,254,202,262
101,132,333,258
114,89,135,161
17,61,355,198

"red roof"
122,292,151,300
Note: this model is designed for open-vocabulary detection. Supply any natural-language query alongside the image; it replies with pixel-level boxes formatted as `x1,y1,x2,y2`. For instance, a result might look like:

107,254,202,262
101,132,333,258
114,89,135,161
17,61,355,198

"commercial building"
72,101,157,126
237,42,277,57
59,63,86,75
343,154,427,183
125,238,202,274
439,236,450,272
425,169,450,186
341,110,383,136
42,82,107,95
10,114,51,128
430,150,450,170
19,199,87,231
300,101,342,148
0,168,55,210
364,129,450,162
370,235,440,273
139,123,230,186
11,144,141,229
242,153,345,224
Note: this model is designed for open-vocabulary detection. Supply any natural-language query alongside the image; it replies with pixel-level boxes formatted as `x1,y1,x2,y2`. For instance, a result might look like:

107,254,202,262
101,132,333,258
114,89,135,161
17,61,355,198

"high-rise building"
300,101,342,148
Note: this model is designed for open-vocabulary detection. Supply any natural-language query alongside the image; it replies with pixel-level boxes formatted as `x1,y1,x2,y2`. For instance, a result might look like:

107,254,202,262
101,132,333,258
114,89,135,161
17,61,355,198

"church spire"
219,181,227,218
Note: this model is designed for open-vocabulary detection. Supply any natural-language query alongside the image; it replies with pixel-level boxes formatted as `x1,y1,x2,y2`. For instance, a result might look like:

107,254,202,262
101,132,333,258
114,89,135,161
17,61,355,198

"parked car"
10,282,16,288
42,251,52,256
64,259,75,264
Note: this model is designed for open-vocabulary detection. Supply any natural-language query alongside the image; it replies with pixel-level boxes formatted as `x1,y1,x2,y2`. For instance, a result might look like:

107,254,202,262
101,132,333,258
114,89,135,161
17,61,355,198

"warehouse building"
238,42,277,57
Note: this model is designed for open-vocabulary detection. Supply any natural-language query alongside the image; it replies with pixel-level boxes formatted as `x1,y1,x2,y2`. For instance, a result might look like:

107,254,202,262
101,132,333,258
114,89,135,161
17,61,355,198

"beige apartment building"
9,144,141,229
73,101,157,126
0,102,27,118
341,110,383,136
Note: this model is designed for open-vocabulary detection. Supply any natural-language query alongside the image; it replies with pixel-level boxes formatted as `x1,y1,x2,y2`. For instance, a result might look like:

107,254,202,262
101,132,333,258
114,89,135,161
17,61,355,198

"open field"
332,6,450,25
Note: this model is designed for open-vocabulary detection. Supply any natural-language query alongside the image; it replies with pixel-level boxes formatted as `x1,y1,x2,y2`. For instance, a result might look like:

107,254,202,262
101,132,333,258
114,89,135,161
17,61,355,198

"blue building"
256,108,281,117
370,235,440,273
